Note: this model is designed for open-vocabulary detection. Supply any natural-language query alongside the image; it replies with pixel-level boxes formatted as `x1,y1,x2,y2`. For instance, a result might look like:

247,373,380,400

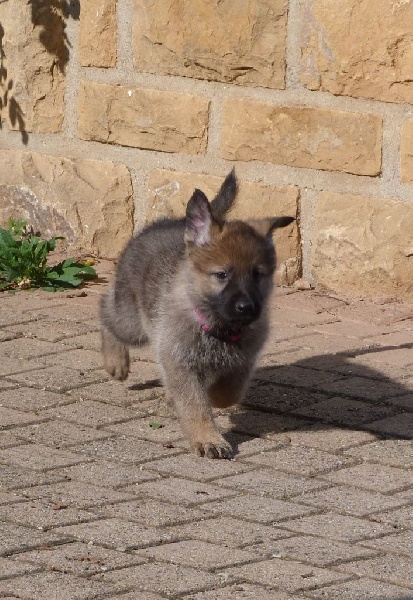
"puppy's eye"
253,267,265,280
214,271,228,281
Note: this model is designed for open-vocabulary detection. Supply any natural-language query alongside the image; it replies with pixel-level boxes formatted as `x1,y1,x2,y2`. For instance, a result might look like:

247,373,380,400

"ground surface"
0,261,412,599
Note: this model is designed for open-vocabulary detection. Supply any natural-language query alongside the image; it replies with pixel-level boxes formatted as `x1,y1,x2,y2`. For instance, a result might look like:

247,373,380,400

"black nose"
235,297,257,317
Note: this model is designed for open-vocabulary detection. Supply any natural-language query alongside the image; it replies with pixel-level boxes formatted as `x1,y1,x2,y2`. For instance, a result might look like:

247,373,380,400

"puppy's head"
184,172,294,328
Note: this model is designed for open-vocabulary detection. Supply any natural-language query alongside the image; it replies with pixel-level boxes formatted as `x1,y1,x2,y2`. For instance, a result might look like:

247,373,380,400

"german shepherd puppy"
101,171,294,458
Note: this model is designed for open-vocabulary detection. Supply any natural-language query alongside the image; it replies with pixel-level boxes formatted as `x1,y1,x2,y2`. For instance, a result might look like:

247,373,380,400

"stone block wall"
0,0,412,299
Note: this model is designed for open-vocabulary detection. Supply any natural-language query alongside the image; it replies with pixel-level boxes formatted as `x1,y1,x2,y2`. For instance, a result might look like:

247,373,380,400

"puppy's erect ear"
185,189,213,246
210,168,238,220
249,216,295,238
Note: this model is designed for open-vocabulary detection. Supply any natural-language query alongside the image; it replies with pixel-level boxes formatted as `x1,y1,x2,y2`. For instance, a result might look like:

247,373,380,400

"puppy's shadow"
228,344,413,452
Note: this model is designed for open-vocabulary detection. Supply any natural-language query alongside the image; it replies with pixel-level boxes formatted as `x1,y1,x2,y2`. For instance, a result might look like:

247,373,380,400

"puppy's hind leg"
101,324,130,381
100,289,131,381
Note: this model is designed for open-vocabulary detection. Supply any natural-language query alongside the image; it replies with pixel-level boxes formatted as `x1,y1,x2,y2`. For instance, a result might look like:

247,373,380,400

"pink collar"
194,308,242,343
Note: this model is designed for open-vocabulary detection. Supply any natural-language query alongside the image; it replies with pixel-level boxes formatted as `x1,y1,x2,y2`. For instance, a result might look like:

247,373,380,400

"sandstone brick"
222,100,382,176
146,170,300,284
132,0,287,89
312,192,413,300
77,81,209,154
300,0,413,104
79,0,117,67
0,0,66,133
0,150,134,259
401,119,413,184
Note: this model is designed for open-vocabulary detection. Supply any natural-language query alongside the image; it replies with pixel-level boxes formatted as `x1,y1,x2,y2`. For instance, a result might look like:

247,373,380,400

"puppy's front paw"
103,350,130,381
192,438,233,459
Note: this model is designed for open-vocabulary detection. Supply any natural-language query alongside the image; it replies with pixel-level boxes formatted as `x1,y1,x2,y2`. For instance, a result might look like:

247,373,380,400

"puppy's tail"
210,169,238,220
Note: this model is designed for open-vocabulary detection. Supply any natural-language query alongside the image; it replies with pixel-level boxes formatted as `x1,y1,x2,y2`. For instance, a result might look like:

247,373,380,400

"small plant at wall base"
0,218,97,292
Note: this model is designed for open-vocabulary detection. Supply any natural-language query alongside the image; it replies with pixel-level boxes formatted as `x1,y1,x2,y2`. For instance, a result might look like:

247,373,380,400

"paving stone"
132,477,236,507
256,365,345,389
166,515,295,548
4,319,99,343
15,541,144,575
13,420,113,448
41,399,138,427
243,382,328,414
228,432,291,458
318,376,411,401
97,498,206,527
0,380,16,391
0,406,45,429
0,355,48,376
213,468,328,498
105,593,163,600
204,494,317,524
72,372,164,416
0,465,66,490
0,444,89,471
281,512,398,542
345,438,413,468
0,556,40,579
58,460,160,488
371,506,413,529
7,366,107,392
362,531,413,556
0,522,66,555
73,435,181,463
216,408,306,439
309,577,412,599
244,445,355,476
106,416,185,444
0,387,72,412
365,413,413,439
0,430,24,448
337,554,413,588
60,331,102,351
21,480,136,509
1,337,73,360
142,453,253,481
57,518,173,550
323,463,413,493
314,320,395,339
42,349,103,370
94,562,223,596
288,425,377,451
0,490,26,504
0,499,99,531
68,378,164,406
183,583,297,599
295,485,405,516
139,540,256,571
224,557,350,593
0,570,124,599
359,347,413,368
254,534,377,566
292,397,396,426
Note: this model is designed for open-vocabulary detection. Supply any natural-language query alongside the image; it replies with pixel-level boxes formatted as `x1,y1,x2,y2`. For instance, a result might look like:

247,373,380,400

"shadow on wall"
0,0,80,144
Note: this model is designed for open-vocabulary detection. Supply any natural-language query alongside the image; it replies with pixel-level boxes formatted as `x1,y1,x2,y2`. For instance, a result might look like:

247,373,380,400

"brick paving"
0,261,412,599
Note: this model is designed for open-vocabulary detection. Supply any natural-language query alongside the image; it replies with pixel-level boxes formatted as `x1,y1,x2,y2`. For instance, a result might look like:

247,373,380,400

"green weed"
0,218,97,292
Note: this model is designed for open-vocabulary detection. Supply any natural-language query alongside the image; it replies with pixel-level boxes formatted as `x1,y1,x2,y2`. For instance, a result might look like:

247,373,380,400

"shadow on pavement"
229,344,413,449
